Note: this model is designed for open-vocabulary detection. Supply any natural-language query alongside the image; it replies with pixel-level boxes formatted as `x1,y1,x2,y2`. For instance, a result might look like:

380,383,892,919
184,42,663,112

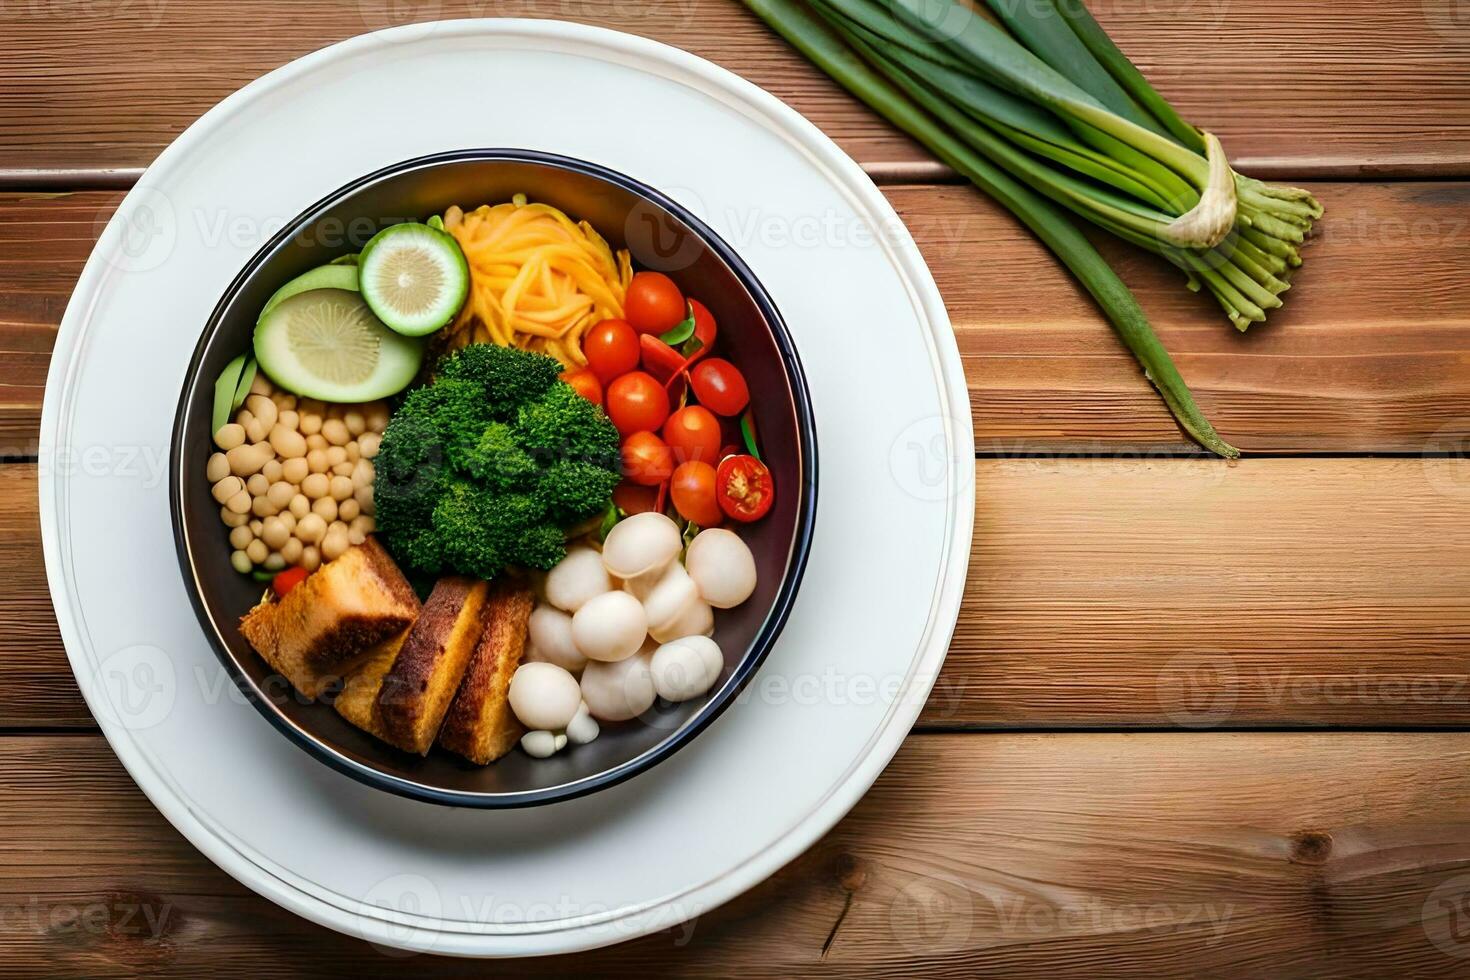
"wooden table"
4,1,1470,975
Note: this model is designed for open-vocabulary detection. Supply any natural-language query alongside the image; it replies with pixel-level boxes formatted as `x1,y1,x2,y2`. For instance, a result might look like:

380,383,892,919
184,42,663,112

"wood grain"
0,1,1467,179
5,732,1470,976
10,457,1470,730
7,183,1470,455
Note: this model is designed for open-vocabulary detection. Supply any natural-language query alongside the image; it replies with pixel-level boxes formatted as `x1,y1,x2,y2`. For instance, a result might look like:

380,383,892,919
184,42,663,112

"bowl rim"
168,148,818,808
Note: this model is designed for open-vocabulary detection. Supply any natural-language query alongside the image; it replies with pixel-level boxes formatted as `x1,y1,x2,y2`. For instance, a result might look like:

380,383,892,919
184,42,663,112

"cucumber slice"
258,263,359,322
211,353,249,434
358,222,468,337
253,288,424,402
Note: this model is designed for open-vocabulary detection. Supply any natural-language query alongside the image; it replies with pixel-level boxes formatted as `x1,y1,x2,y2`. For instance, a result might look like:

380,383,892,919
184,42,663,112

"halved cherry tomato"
621,431,675,486
583,318,640,383
612,480,660,515
716,454,774,522
605,371,669,436
560,367,603,406
272,565,309,598
689,358,750,416
639,333,686,383
685,298,717,366
625,271,685,335
670,461,723,526
662,405,722,465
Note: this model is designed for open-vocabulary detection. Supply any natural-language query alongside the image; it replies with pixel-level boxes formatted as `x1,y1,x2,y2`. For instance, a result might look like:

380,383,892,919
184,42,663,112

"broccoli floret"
373,345,621,579
437,343,561,419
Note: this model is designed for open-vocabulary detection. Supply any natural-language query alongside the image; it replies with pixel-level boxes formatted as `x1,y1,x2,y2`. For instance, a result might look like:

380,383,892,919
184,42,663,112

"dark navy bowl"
170,150,816,807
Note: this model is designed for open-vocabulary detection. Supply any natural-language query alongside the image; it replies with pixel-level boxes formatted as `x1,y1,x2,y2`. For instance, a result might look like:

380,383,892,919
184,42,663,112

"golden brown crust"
237,539,420,700
439,584,535,764
333,629,410,740
376,577,490,755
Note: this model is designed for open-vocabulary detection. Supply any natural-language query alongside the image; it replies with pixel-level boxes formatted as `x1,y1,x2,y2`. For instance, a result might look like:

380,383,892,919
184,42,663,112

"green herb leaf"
232,356,258,413
597,502,621,542
251,568,276,582
659,304,697,346
740,410,761,461
679,335,704,358
427,214,445,232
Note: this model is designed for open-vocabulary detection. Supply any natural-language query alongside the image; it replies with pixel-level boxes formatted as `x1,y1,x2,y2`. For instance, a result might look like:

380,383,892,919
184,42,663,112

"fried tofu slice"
333,628,410,741
376,577,490,755
439,584,535,764
238,537,419,700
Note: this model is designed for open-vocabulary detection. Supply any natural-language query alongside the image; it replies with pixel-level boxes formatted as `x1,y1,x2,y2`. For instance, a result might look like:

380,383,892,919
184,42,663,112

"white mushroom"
565,702,600,745
580,651,656,722
651,636,725,702
508,662,584,731
634,561,701,635
649,596,714,644
685,528,758,609
526,604,589,674
545,545,613,612
571,590,648,663
601,511,681,579
521,729,562,759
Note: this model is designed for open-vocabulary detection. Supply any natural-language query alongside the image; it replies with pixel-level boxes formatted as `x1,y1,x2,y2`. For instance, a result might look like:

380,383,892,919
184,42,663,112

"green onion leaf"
212,353,249,434
660,304,697,346
232,356,258,413
740,411,762,460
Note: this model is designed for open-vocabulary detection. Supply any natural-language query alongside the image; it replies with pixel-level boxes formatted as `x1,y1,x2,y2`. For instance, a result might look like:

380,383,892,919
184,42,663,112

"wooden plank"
7,184,1470,455
10,457,1470,730
0,1,1467,178
5,732,1470,975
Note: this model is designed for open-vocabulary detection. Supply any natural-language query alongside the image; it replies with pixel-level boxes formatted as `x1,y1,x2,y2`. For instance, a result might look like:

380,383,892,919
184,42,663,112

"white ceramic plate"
40,20,973,956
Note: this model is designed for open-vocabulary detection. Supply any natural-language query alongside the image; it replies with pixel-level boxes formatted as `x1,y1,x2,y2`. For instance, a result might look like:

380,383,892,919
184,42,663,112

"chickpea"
364,401,390,432
262,458,283,483
249,373,273,397
278,409,300,431
225,490,252,515
325,402,345,421
289,494,311,519
345,441,360,462
329,475,353,501
277,394,297,411
246,473,269,497
266,481,295,510
331,462,354,477
221,506,249,528
350,515,375,537
211,475,244,504
300,546,322,573
263,552,286,572
230,550,252,574
311,496,338,522
344,410,366,436
245,539,268,564
305,433,328,453
269,425,307,459
249,519,264,536
351,459,375,489
299,398,325,417
251,495,279,518
261,516,290,550
278,511,297,533
338,498,360,522
226,442,273,477
325,445,347,467
281,537,303,563
206,452,230,482
244,418,267,444
299,413,323,436
306,449,328,474
357,432,381,459
229,525,254,550
321,525,350,562
296,513,327,544
245,394,278,431
237,409,255,430
347,524,366,546
354,485,375,516
281,456,309,484
301,473,330,499
214,423,246,451
322,419,351,447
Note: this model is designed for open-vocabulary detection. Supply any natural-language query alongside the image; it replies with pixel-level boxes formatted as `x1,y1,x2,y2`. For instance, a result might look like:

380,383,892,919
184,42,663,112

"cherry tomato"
639,333,686,383
670,461,723,526
583,318,640,383
612,480,660,515
272,565,309,598
621,431,675,486
662,405,722,465
560,367,603,406
686,298,717,365
605,371,670,436
625,271,685,335
716,454,774,522
689,358,750,416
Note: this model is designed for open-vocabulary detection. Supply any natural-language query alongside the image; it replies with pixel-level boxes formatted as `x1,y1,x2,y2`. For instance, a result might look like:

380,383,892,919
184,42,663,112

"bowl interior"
173,151,815,806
